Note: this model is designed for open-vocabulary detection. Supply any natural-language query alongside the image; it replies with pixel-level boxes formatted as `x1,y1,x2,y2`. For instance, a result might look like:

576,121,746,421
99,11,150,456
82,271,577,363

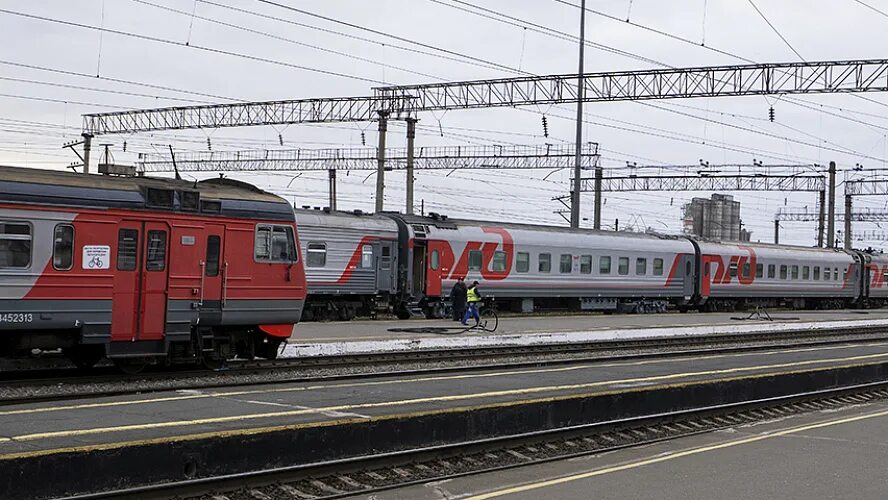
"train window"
492,251,507,272
756,263,763,278
205,235,220,277
255,226,272,260
768,264,776,279
306,242,326,267
0,222,31,269
636,258,647,275
117,229,138,271
834,268,839,281
560,254,572,273
802,266,810,280
468,250,483,271
381,246,391,270
779,265,787,280
599,256,611,274
791,265,799,280
742,262,751,279
200,200,222,214
52,224,74,271
729,262,738,278
146,231,167,271
653,258,664,276
618,257,629,275
580,255,592,274
271,226,296,262
539,253,551,273
363,245,375,268
813,266,821,280
825,267,831,280
256,225,296,263
516,252,530,273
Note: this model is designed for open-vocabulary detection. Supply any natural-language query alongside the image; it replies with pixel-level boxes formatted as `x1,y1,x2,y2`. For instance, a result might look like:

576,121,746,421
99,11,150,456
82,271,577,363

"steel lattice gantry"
82,59,888,135
577,172,829,247
82,96,415,135
839,179,888,248
78,59,888,217
375,59,888,111
137,144,598,172
774,207,888,246
582,174,825,193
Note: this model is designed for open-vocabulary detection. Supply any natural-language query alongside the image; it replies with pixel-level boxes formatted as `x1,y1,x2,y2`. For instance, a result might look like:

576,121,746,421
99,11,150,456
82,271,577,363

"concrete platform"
374,395,888,499
4,341,888,498
293,309,888,343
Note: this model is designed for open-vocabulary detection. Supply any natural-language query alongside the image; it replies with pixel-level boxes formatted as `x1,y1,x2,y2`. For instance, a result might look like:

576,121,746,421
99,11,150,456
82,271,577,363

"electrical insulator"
122,141,127,152
207,137,212,151
768,106,775,122
278,133,283,146
360,131,366,146
541,115,549,137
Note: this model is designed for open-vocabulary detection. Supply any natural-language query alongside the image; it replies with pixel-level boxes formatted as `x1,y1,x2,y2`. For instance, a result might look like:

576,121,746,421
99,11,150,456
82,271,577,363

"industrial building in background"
682,194,751,242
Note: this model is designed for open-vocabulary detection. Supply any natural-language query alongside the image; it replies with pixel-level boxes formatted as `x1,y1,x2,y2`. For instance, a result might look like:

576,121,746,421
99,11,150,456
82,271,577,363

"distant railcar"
295,208,399,320
0,166,305,370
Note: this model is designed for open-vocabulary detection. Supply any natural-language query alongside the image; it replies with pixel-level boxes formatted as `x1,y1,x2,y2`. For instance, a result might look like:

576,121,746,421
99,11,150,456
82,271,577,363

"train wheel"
256,338,282,360
113,359,148,375
64,345,103,370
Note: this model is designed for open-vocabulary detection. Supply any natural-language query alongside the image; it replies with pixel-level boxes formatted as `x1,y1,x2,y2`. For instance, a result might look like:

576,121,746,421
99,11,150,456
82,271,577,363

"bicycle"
469,297,498,332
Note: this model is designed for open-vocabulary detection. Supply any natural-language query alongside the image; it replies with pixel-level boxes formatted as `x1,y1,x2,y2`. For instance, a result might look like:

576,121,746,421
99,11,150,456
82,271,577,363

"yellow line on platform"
0,359,884,461
1,341,886,417
464,406,888,499
2,352,888,448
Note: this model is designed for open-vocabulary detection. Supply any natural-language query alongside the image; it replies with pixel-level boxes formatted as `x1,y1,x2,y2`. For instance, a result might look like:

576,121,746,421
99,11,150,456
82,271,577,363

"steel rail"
3,325,888,406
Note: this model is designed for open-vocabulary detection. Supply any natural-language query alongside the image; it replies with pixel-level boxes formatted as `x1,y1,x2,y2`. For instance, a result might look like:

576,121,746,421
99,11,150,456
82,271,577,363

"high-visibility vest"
467,286,480,303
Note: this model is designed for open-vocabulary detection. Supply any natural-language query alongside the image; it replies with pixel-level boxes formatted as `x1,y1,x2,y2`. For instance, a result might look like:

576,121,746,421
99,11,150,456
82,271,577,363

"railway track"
4,324,888,405
67,376,888,500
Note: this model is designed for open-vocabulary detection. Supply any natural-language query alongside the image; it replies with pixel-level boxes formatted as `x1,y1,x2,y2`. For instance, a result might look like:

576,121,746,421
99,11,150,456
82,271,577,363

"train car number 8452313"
0,313,34,323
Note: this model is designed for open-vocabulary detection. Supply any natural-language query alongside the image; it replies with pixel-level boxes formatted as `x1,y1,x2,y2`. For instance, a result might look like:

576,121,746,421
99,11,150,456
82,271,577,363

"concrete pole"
844,194,853,249
405,118,416,215
817,189,826,247
327,169,337,211
827,161,836,247
593,166,603,230
569,0,587,228
375,111,389,213
774,220,779,245
81,133,93,174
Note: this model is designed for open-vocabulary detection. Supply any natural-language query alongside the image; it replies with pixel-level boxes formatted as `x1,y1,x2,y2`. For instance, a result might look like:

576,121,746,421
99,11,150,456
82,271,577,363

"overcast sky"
3,0,888,247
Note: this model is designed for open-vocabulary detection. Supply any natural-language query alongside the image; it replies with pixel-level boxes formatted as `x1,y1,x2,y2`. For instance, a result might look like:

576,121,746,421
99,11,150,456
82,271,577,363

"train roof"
391,213,685,241
294,207,398,233
0,165,293,221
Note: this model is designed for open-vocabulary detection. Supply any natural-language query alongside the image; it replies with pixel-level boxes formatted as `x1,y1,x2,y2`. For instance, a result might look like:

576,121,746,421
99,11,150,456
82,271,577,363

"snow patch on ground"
281,318,888,358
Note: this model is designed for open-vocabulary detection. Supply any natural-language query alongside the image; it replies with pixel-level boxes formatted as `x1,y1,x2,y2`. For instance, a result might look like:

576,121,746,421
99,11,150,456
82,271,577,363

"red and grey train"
3,164,887,369
0,166,305,370
296,208,888,319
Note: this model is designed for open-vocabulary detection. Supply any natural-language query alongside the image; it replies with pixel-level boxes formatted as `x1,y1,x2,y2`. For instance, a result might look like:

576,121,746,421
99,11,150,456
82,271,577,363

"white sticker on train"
82,245,111,270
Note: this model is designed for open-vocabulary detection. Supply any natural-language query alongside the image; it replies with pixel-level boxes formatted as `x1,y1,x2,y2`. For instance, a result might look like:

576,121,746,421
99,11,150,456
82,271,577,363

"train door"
412,241,427,295
376,242,395,293
140,222,170,341
111,221,170,342
201,223,225,323
112,222,142,342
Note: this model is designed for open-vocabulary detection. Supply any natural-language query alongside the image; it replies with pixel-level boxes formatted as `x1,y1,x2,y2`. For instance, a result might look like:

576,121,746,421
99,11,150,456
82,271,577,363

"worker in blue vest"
461,280,482,326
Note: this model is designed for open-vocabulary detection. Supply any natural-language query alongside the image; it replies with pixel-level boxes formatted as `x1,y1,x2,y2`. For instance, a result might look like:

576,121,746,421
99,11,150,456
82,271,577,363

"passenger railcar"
694,241,859,310
389,214,697,317
0,166,305,370
296,208,399,320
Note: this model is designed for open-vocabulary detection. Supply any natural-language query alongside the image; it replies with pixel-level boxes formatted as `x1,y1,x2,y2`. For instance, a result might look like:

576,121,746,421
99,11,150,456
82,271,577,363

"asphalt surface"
368,397,888,500
2,340,888,461
294,309,888,342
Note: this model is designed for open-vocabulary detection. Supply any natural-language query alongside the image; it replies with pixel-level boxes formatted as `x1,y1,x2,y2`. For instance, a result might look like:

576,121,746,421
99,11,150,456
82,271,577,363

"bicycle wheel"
479,308,498,332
